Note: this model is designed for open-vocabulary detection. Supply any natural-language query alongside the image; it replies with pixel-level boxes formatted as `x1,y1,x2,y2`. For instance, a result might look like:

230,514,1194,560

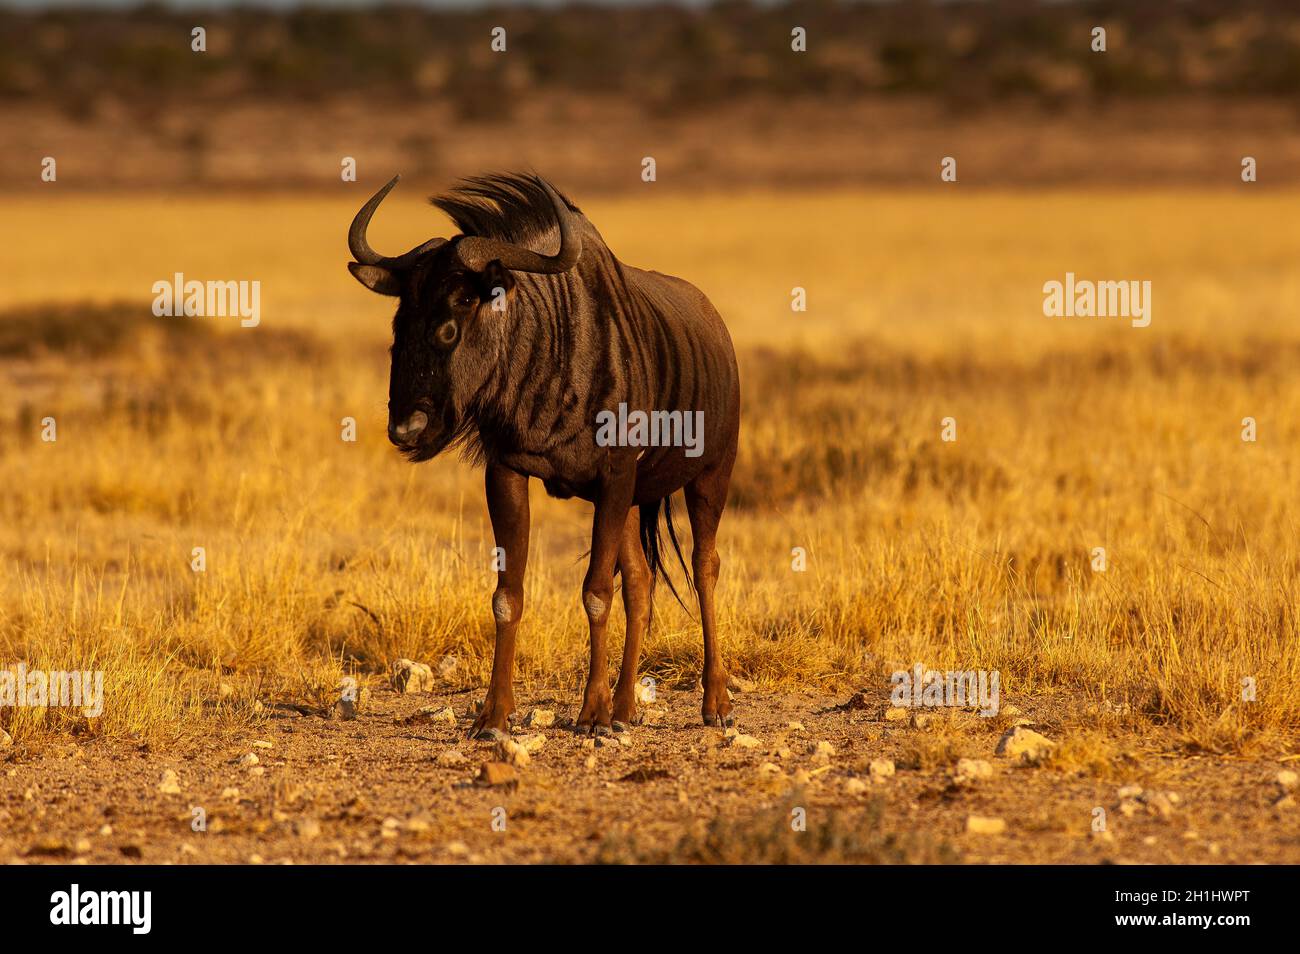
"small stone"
1000,704,1023,718
157,769,182,795
884,707,909,722
516,734,546,755
1144,792,1174,818
728,675,756,693
251,740,273,749
74,838,92,855
437,655,458,679
98,825,113,837
786,721,806,732
295,818,322,840
391,659,435,694
221,787,240,799
475,761,519,788
1274,794,1296,810
333,698,359,721
523,709,555,728
1277,770,1298,791
1117,784,1144,800
758,762,782,776
728,733,763,750
954,758,994,785
495,739,531,767
406,705,456,726
446,841,469,856
995,726,1056,763
237,753,260,768
634,681,656,704
868,759,895,780
249,766,265,777
640,707,666,726
966,815,1007,835
809,740,835,762
844,778,869,795
436,749,469,768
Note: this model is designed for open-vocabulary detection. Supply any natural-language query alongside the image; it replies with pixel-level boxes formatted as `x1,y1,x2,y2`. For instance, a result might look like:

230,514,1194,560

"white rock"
995,726,1056,762
809,740,836,761
1277,770,1299,791
390,658,435,694
157,770,182,795
786,721,806,732
237,753,260,768
516,734,546,755
523,709,555,728
436,749,469,768
966,815,1007,835
884,707,909,722
844,777,869,795
495,739,530,766
868,759,896,780
251,740,273,749
954,758,994,785
728,733,763,750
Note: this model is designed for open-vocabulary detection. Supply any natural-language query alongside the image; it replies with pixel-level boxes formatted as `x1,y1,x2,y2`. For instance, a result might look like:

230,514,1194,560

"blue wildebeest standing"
347,173,740,735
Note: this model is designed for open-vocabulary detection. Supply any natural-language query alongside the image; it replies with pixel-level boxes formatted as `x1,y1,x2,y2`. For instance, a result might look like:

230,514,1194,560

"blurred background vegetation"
6,1,1300,111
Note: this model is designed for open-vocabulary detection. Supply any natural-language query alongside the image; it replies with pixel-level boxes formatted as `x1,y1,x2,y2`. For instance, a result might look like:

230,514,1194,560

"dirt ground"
3,683,1296,865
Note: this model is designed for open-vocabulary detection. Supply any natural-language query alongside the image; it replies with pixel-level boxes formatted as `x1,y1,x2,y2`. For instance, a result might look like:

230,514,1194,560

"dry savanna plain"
1,187,1298,864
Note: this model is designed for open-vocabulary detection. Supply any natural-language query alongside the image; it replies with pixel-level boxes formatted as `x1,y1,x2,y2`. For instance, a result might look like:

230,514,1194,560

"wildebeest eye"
436,320,458,345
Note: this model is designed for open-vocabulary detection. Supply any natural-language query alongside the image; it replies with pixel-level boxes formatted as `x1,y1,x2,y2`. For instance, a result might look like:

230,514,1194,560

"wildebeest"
347,173,739,735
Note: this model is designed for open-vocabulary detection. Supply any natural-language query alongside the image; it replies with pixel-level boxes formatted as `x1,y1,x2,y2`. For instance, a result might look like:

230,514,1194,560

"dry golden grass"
1,188,1298,756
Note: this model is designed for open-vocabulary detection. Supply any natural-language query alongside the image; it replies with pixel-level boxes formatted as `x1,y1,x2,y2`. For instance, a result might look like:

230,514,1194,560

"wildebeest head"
347,174,582,461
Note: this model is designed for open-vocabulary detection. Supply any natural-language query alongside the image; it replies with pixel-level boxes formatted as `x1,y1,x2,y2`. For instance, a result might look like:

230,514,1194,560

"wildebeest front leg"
576,458,637,735
472,463,530,738
612,508,651,729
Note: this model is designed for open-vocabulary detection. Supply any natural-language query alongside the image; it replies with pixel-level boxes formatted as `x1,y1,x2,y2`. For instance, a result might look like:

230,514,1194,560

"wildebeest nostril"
390,410,429,444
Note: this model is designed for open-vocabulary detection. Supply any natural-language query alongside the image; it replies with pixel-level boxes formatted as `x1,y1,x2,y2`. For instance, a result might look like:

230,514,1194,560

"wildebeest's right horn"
455,178,582,275
349,175,447,268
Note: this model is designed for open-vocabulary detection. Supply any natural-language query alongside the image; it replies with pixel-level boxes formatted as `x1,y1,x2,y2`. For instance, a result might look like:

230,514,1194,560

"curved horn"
455,178,582,275
349,174,447,268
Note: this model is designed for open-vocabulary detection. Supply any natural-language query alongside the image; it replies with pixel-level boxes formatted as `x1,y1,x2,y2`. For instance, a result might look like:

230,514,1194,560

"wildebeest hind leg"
685,450,736,728
612,508,650,729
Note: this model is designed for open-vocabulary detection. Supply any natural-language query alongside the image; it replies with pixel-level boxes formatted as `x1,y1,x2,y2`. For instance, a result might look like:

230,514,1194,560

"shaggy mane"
431,172,582,247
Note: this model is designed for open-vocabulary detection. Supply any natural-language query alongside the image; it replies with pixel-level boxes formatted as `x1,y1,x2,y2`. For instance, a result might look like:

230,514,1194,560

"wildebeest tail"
639,496,694,612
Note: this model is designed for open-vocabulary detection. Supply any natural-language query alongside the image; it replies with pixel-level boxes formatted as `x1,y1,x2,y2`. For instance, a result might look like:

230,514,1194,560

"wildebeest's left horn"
455,178,582,275
349,175,447,268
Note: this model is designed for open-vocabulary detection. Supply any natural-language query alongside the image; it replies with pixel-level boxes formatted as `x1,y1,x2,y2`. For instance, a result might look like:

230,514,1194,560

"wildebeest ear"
478,260,516,308
348,262,401,297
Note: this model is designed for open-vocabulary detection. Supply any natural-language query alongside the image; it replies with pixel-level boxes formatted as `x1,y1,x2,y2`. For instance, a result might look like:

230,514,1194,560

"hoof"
474,727,509,742
611,720,631,734
575,722,614,737
702,713,735,728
